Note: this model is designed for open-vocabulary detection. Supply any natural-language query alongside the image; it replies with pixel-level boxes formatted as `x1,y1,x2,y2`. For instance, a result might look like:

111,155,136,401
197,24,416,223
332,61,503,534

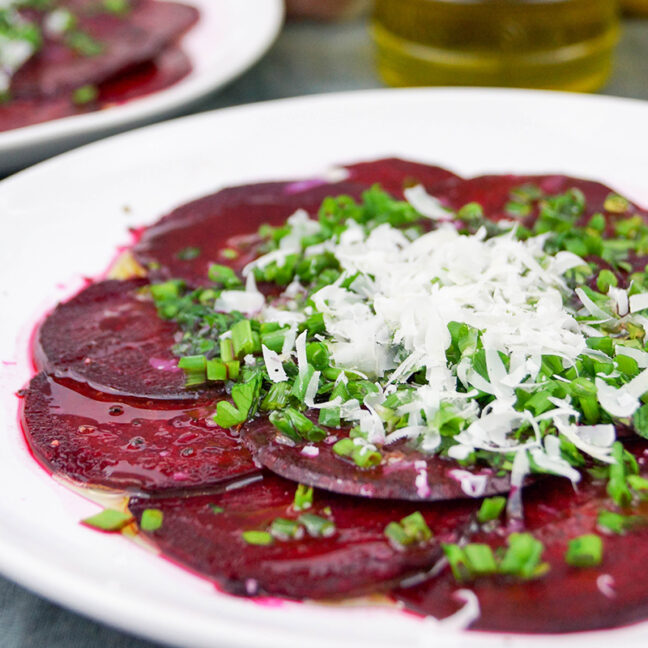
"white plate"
0,0,283,174
1,88,648,648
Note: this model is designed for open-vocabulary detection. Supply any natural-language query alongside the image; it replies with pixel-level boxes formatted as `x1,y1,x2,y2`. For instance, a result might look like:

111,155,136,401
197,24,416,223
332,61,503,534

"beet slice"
132,159,461,287
395,456,648,633
0,95,74,133
242,420,512,501
21,373,258,493
98,45,191,104
0,46,191,133
12,0,198,99
438,173,648,224
36,278,212,400
129,473,477,599
343,158,461,198
132,179,371,286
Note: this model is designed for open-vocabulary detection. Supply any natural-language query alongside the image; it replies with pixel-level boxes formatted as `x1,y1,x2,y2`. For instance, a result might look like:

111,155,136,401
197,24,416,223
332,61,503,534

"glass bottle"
621,0,648,16
372,0,620,92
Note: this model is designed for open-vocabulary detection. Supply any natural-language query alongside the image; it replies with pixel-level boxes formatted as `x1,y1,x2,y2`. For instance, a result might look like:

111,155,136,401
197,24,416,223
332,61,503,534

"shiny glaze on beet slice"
242,420,512,501
395,451,648,633
11,0,198,99
343,158,461,198
129,473,477,599
21,373,258,494
36,278,211,400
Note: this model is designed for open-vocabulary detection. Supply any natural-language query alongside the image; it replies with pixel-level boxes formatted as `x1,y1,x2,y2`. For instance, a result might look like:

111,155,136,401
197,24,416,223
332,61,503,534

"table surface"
2,15,648,648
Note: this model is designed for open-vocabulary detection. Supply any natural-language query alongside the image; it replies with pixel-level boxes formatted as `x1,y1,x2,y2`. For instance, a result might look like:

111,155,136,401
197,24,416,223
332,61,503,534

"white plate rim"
1,87,648,648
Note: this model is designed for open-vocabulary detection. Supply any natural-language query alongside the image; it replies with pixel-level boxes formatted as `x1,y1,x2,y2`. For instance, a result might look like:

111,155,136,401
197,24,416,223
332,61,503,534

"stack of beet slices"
20,158,648,634
0,0,198,133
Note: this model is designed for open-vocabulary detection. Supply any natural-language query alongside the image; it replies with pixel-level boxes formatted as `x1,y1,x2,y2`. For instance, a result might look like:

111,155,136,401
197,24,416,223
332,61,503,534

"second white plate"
0,0,283,174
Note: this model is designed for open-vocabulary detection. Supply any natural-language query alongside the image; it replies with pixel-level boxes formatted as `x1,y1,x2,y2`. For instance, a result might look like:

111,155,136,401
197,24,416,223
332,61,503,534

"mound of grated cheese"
233,189,648,489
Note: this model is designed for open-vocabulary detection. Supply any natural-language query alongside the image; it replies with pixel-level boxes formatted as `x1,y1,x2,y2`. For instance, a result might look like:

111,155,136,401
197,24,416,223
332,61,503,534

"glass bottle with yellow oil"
622,0,648,16
372,0,620,92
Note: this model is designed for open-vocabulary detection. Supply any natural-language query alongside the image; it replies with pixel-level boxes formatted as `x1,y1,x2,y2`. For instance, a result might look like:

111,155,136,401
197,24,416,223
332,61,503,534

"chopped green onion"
607,441,633,507
176,246,201,260
206,359,228,382
242,530,273,546
151,281,181,301
214,401,246,428
385,521,409,548
66,30,103,56
72,84,97,105
628,475,648,491
210,505,224,514
299,513,335,538
464,544,498,576
293,484,314,511
565,534,603,567
400,512,432,542
140,509,163,532
318,406,340,428
597,510,641,535
442,543,470,581
208,263,241,288
270,517,303,540
604,193,630,214
82,509,132,532
231,320,255,358
351,444,381,468
499,533,548,579
261,382,290,411
102,0,130,14
477,496,506,523
333,438,355,457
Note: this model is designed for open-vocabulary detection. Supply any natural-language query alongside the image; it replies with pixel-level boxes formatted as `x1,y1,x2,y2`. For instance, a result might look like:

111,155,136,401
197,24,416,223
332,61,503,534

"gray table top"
2,15,647,648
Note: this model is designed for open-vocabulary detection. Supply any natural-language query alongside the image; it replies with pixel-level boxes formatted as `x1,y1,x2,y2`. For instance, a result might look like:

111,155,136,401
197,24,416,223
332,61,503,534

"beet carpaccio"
20,157,648,634
0,0,198,132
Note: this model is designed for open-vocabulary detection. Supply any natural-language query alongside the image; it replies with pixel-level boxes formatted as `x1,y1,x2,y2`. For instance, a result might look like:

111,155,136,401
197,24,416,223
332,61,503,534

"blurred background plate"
0,88,647,648
0,0,284,175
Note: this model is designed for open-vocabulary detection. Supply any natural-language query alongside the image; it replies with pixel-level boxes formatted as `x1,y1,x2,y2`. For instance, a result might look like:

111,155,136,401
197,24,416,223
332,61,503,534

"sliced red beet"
12,0,198,99
98,45,191,104
129,472,477,599
132,180,371,286
132,159,462,287
242,420,512,502
0,95,75,133
395,450,648,633
438,173,648,225
0,47,191,133
343,158,461,198
36,278,212,401
21,373,258,493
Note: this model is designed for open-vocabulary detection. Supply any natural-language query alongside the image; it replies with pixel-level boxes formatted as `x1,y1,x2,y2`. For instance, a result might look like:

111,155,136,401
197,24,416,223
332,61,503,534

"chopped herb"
384,511,432,548
293,484,313,511
66,30,104,56
81,509,132,532
242,530,273,546
270,517,303,540
176,246,201,260
477,496,506,523
72,84,98,105
209,505,224,514
140,509,163,532
565,534,603,567
102,0,131,15
298,513,335,538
